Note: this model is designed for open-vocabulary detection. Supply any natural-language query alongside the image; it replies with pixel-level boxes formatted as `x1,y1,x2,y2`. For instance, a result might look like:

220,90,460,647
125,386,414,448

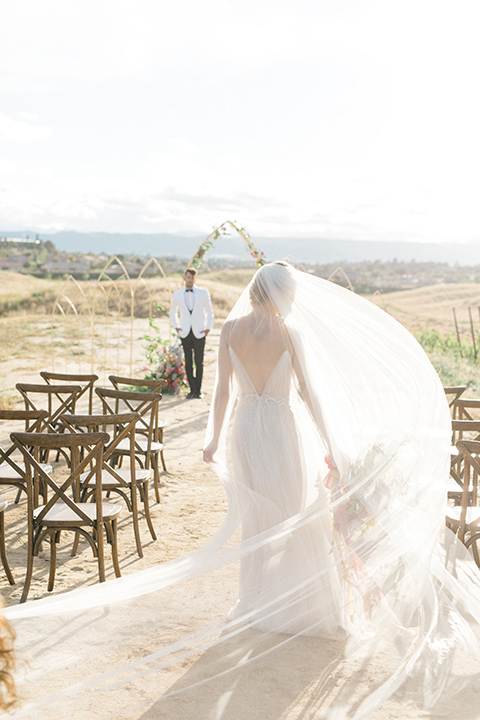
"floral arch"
189,221,266,269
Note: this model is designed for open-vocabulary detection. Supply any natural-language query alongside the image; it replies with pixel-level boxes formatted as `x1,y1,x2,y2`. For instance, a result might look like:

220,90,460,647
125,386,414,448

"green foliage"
416,329,480,391
417,329,468,358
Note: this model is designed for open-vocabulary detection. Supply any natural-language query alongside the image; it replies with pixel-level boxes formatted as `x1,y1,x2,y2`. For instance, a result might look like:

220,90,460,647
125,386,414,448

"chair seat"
34,501,122,524
115,439,163,453
446,505,480,526
0,462,53,479
80,468,151,486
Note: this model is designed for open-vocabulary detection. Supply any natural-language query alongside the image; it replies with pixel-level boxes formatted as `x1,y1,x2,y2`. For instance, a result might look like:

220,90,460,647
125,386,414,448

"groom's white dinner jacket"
169,286,214,339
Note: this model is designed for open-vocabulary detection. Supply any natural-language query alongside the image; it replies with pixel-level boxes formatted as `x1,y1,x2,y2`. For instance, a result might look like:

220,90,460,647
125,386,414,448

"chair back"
444,385,467,416
452,419,480,445
16,383,81,432
40,372,99,413
60,413,140,487
0,410,48,486
455,439,480,541
11,431,109,524
455,398,480,422
109,375,163,394
96,388,160,448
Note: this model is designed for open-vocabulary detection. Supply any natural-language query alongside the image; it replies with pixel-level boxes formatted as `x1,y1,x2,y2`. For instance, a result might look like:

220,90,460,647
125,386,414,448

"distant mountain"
1,230,479,265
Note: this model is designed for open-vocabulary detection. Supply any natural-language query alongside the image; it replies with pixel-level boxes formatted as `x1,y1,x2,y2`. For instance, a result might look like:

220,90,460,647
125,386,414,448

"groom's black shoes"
186,391,195,399
195,392,204,399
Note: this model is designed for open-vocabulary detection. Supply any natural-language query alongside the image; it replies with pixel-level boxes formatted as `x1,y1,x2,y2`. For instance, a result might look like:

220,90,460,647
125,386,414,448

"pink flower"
324,455,336,472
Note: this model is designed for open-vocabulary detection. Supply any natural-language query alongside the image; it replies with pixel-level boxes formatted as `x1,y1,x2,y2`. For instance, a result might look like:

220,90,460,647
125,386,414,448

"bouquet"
144,323,187,395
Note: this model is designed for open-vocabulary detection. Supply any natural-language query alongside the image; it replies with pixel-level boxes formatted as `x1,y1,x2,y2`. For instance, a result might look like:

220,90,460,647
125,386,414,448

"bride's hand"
203,442,218,463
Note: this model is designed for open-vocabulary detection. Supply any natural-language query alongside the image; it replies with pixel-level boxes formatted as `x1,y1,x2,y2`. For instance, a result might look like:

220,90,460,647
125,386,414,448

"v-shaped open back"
229,347,292,397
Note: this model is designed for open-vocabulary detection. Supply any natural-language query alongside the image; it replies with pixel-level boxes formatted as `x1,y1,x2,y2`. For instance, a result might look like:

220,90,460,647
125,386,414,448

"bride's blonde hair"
0,606,16,710
249,261,295,308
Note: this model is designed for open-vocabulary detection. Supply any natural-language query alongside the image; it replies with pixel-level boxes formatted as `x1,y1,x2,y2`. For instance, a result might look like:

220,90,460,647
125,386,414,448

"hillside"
2,269,479,341
372,283,480,336
1,272,480,404
4,229,480,264
0,270,247,319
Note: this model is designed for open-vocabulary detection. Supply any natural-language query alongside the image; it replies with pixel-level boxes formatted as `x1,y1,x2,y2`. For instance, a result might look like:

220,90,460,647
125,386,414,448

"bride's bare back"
228,312,291,396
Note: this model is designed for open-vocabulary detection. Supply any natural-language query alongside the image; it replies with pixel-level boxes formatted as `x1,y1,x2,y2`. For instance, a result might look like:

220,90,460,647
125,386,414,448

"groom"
169,268,214,399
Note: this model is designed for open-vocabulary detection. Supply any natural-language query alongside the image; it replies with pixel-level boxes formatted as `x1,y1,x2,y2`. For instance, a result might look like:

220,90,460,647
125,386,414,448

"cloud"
0,111,51,142
159,188,283,212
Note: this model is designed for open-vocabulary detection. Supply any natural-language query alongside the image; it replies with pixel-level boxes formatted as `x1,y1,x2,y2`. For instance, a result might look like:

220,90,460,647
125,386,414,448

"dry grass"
0,271,245,320
2,269,477,334
0,272,61,314
371,283,480,336
371,283,480,391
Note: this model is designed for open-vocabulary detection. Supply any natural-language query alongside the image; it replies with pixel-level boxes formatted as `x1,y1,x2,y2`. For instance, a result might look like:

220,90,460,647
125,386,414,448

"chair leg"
21,525,36,603
473,541,480,567
71,531,81,557
140,482,157,541
152,454,161,504
105,520,121,578
47,531,58,592
160,447,167,473
96,523,106,583
467,534,480,567
0,511,14,585
130,485,143,558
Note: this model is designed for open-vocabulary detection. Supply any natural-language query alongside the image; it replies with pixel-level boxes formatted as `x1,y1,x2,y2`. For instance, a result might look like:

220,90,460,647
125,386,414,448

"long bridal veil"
6,262,480,719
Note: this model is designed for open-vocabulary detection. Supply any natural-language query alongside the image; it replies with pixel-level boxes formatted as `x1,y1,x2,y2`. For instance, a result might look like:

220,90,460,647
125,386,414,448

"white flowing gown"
228,346,343,636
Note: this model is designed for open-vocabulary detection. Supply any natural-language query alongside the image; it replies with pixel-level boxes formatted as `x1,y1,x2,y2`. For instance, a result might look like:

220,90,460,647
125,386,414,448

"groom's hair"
184,268,197,277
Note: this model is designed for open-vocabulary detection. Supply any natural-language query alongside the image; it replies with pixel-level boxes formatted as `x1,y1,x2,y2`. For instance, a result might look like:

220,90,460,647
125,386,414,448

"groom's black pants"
181,330,206,395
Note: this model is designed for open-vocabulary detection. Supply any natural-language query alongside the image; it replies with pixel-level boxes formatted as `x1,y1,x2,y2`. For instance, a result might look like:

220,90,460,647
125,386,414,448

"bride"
6,260,480,719
203,262,344,636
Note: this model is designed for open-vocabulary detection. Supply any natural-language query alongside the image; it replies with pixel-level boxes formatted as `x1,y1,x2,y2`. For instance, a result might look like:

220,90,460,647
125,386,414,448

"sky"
1,0,480,245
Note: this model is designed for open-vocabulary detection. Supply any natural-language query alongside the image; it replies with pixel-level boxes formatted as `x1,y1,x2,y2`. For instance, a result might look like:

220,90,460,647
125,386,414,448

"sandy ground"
0,317,227,605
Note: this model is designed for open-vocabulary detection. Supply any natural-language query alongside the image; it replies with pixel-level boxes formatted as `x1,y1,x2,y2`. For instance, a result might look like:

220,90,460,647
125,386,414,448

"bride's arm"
291,348,315,416
203,323,233,463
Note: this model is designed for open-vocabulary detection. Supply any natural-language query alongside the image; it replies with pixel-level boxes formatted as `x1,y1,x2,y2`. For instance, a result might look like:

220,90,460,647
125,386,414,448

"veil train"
6,263,480,720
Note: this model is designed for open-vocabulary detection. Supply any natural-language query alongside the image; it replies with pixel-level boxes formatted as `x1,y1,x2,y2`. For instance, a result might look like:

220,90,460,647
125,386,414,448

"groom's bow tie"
186,288,194,292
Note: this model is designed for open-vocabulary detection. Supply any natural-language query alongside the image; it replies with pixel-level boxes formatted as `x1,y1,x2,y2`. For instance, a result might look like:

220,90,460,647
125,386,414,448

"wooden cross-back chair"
0,410,51,503
449,420,480,505
40,371,99,414
444,386,467,417
0,500,14,585
96,387,164,503
11,430,122,603
108,375,167,474
454,398,480,422
60,412,157,558
446,439,480,566
15,383,82,464
16,383,82,431
108,375,164,394
451,419,480,446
